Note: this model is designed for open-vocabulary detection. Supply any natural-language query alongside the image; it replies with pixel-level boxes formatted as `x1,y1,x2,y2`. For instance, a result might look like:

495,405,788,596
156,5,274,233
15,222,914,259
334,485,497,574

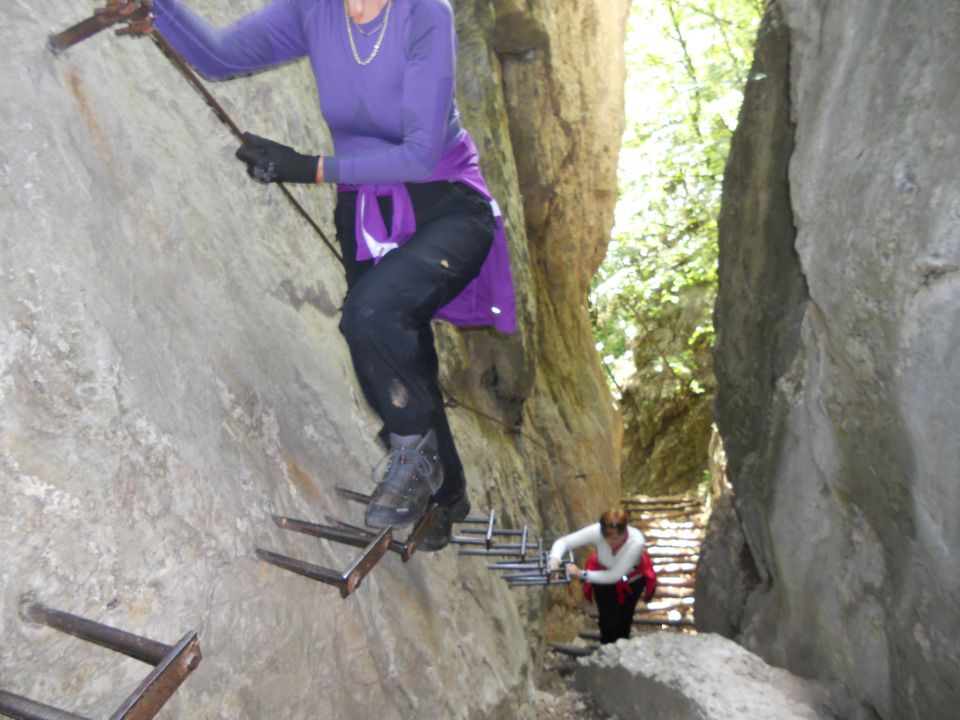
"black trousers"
594,578,646,644
334,180,494,505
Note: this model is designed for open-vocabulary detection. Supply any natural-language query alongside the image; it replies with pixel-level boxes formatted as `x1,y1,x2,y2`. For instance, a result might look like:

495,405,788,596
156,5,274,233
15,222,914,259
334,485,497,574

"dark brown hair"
599,508,629,538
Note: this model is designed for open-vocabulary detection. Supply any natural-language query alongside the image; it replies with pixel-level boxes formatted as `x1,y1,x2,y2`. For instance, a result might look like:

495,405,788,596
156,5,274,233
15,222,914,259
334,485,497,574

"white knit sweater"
548,523,646,585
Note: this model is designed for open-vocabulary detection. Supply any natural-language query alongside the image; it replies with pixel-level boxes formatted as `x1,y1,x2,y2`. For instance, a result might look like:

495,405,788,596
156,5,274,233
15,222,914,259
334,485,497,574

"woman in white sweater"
549,508,655,643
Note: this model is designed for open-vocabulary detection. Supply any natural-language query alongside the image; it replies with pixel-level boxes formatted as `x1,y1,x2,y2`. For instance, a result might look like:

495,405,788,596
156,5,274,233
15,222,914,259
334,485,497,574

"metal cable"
150,32,344,267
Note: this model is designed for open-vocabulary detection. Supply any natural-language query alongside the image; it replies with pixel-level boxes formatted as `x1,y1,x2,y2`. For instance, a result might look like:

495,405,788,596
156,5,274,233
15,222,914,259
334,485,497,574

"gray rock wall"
0,0,626,717
576,633,839,720
706,2,960,719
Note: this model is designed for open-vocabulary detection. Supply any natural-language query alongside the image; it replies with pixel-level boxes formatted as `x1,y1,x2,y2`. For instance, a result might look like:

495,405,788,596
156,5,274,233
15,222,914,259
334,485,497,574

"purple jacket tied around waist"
152,0,516,333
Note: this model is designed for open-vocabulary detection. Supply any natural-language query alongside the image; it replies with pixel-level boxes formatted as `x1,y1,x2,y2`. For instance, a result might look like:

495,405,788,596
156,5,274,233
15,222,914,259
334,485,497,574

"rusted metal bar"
335,486,373,505
256,549,347,587
4,604,201,720
460,510,496,525
340,528,393,593
507,577,570,587
337,508,440,559
459,528,524,536
0,691,90,720
109,631,201,720
499,571,550,581
256,525,392,598
274,516,376,551
24,604,169,666
322,516,417,558
459,549,530,557
457,542,524,552
280,504,436,563
487,561,545,571
48,13,118,54
47,1,152,54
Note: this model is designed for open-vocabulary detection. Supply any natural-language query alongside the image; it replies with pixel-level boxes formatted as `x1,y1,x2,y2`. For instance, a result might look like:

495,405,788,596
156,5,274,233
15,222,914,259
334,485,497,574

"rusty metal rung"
0,602,201,720
459,549,530,558
47,1,153,55
0,690,89,720
458,528,525,536
256,525,392,598
335,485,372,505
279,504,437,563
48,13,117,54
459,509,497,525
488,562,544,571
508,578,571,587
453,540,526,551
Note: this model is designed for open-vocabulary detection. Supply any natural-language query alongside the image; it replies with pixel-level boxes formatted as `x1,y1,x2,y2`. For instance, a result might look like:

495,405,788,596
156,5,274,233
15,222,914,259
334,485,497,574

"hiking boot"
365,431,442,528
418,492,471,552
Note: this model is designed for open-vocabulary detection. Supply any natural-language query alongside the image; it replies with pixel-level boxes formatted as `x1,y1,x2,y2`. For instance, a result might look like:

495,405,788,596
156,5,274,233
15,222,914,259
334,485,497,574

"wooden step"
633,616,695,628
652,562,698,573
655,577,696,587
623,494,698,504
655,586,695,598
549,642,598,657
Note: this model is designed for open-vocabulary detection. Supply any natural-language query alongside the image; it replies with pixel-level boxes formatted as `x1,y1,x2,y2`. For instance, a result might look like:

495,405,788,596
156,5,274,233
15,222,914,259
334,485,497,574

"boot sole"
418,496,471,551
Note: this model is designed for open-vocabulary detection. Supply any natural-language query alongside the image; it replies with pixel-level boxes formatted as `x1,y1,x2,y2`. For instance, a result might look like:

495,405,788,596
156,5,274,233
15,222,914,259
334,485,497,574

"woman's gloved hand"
235,132,319,184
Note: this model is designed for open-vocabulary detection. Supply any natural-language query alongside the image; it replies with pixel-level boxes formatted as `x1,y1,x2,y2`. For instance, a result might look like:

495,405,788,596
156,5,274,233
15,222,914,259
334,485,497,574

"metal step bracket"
506,559,573,588
453,509,497,548
451,510,536,558
273,504,437,563
482,547,574,588
48,0,153,54
256,524,392,599
0,601,201,720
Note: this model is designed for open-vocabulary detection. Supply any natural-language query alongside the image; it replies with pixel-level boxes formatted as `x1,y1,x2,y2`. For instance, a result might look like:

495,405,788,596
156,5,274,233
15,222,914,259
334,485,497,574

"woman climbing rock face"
150,0,516,549
549,508,657,644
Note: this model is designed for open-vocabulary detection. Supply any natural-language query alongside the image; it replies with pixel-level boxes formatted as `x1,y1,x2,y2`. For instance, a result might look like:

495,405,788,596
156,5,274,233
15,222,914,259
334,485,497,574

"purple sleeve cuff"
323,156,339,184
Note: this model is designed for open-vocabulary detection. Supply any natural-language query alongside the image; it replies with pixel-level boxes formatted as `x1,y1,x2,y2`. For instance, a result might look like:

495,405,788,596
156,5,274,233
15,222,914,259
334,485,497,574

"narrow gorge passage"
548,493,705,658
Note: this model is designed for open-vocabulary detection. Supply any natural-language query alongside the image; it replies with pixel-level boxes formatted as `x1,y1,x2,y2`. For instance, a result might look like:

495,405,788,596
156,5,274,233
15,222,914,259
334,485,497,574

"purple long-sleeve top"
152,0,516,332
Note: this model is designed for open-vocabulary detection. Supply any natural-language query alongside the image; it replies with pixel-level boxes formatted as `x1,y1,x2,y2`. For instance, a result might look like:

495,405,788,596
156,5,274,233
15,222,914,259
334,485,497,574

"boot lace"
372,445,441,496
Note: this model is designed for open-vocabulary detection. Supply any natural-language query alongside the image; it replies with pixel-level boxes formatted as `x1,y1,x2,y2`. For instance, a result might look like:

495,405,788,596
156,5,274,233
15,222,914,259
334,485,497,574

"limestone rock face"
0,0,626,717
492,0,629,535
576,633,838,720
707,2,960,719
694,493,762,639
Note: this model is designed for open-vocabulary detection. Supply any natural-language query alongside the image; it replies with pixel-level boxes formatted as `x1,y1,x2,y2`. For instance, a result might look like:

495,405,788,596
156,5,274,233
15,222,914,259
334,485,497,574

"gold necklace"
344,0,393,66
353,16,384,36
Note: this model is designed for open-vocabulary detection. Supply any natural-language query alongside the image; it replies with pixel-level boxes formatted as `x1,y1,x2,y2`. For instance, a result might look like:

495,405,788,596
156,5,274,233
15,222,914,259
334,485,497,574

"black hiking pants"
594,577,646,644
335,180,494,505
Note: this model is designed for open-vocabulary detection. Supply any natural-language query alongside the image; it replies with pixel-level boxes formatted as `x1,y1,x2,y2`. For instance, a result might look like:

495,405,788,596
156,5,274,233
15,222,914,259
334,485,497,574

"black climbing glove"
235,132,319,184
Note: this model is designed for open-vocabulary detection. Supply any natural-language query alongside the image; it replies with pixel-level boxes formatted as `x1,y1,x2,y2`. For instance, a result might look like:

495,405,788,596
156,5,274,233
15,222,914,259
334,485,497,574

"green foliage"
590,0,762,390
